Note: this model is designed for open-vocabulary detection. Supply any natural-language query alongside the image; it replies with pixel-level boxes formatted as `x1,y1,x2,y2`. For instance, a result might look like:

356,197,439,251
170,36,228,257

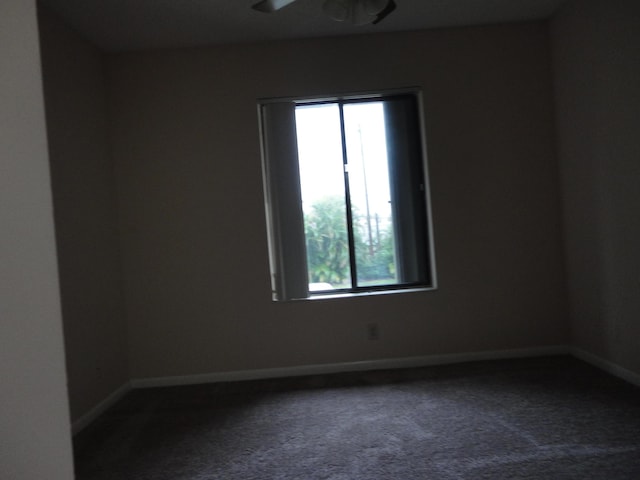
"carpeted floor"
73,356,640,479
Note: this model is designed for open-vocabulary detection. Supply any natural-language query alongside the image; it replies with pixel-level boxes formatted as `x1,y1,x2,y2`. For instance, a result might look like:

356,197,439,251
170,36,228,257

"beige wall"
38,9,130,422
12,0,638,443
0,0,74,478
108,22,568,379
552,0,640,374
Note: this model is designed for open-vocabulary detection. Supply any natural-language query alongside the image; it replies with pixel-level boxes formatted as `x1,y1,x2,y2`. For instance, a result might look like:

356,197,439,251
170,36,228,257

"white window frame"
258,88,437,301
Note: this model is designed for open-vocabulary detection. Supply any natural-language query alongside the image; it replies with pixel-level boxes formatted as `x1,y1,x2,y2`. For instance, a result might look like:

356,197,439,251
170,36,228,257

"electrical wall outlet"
367,322,380,340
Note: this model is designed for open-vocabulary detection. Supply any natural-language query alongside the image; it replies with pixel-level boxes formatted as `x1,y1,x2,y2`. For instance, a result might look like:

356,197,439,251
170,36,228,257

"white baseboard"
131,345,570,389
73,345,640,434
72,382,132,435
571,347,640,387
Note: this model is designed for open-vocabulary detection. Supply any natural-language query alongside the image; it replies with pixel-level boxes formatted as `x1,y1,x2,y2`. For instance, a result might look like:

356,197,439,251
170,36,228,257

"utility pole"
358,125,374,256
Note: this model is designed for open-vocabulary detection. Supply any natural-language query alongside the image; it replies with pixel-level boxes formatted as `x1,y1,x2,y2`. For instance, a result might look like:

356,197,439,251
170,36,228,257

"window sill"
290,285,437,302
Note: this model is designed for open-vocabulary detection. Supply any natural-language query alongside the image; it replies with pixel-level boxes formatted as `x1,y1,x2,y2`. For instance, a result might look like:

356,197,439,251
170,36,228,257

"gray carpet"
74,356,640,479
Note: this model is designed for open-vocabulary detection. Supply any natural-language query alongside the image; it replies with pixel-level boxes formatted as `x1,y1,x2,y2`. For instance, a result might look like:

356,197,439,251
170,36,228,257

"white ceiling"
39,0,569,52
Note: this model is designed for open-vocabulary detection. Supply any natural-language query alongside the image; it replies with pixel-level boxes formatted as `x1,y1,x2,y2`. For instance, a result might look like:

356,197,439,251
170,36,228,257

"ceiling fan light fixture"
260,0,396,25
350,0,378,25
322,0,349,22
363,0,388,15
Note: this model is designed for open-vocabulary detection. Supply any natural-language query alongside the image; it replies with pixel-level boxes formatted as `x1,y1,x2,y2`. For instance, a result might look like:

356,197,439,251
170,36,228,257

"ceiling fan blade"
372,0,396,24
252,0,300,12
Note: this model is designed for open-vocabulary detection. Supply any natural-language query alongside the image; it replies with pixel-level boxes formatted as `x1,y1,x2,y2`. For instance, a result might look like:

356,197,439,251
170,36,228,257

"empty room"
2,0,639,478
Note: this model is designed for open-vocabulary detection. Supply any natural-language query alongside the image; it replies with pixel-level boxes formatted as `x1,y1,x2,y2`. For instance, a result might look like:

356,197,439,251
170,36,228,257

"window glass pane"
295,104,351,291
343,102,399,287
